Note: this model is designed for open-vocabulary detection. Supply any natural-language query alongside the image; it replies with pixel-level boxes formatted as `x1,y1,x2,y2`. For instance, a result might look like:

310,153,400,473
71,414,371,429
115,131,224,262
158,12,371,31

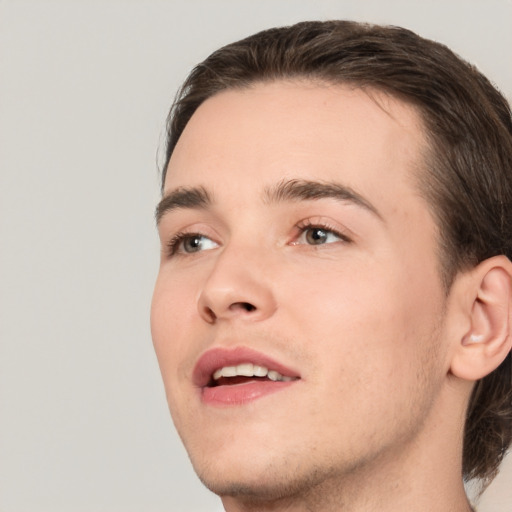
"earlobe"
450,256,512,381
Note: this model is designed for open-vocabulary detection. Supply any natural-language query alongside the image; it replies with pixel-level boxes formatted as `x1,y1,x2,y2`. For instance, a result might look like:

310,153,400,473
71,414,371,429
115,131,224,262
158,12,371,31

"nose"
197,246,277,324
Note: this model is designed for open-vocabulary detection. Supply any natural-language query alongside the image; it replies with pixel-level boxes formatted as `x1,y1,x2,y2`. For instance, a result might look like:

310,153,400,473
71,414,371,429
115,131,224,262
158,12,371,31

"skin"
151,81,477,511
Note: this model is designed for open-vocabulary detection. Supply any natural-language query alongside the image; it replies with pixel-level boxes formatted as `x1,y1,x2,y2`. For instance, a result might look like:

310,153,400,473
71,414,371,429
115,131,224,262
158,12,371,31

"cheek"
150,270,200,383
278,256,443,381
151,273,204,433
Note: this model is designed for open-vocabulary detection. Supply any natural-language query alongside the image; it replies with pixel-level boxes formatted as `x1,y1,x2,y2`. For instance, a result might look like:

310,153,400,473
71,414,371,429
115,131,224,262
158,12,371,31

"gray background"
1,1,511,511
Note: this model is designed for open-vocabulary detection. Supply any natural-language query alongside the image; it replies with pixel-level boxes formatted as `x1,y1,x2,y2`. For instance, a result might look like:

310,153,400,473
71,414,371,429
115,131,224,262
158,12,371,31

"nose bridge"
197,241,277,323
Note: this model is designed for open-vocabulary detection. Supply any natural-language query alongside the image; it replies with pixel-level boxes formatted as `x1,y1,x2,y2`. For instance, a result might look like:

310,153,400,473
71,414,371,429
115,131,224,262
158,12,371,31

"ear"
450,255,512,381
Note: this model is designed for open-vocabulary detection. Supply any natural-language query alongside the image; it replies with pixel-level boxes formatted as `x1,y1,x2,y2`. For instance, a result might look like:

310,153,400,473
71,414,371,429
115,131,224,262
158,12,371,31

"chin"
189,448,345,504
195,464,316,502
191,452,281,496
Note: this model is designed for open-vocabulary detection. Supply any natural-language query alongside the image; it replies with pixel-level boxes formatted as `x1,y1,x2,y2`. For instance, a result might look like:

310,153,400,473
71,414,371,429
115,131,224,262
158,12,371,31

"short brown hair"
162,20,512,486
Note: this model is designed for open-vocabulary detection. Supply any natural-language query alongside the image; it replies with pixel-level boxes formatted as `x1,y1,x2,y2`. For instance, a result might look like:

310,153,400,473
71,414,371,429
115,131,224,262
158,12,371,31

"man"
151,21,512,512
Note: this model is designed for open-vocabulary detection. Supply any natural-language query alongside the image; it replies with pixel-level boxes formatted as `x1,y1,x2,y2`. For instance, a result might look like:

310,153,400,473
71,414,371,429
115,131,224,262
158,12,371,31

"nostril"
230,302,256,312
204,306,217,323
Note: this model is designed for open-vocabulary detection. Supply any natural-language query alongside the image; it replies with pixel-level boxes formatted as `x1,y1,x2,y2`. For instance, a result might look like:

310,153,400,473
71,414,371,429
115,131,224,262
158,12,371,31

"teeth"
213,366,236,379
267,370,280,381
212,363,292,382
253,365,267,377
237,363,254,377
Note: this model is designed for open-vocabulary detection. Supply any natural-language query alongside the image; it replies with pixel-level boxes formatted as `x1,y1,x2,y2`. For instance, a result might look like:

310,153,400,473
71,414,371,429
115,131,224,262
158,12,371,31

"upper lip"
193,346,300,387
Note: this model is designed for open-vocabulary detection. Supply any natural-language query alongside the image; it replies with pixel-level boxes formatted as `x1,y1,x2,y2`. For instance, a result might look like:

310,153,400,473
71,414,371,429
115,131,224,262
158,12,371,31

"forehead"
165,81,427,197
162,80,441,285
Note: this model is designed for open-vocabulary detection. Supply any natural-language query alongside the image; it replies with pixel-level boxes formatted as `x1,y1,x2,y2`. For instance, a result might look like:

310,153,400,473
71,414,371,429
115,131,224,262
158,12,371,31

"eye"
300,227,340,245
294,223,350,246
167,232,218,256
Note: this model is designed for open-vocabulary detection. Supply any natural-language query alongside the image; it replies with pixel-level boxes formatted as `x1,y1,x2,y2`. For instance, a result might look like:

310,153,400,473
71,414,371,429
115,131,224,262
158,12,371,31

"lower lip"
201,380,296,406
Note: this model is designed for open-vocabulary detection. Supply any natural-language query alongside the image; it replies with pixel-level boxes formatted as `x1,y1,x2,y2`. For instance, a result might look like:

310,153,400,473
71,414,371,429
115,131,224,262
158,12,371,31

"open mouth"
193,347,300,405
208,363,297,387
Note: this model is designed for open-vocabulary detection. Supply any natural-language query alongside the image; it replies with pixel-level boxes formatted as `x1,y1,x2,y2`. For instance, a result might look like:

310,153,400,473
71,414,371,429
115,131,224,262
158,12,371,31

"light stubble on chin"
197,458,354,510
192,327,447,511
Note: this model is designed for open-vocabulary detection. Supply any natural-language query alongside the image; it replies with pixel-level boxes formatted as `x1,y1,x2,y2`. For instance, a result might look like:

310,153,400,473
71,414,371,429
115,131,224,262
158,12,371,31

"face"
151,81,452,501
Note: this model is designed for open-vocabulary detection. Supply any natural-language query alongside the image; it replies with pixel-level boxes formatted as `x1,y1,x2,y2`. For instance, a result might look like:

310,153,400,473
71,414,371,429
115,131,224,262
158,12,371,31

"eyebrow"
263,179,383,220
155,179,382,224
155,186,212,224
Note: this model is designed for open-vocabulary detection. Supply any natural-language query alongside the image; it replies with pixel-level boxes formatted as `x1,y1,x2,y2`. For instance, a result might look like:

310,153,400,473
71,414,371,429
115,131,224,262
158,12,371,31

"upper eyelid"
295,218,353,240
159,220,221,254
158,218,218,239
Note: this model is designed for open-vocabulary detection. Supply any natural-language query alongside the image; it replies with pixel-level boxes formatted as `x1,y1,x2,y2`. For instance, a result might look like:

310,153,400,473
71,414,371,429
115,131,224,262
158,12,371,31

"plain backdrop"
1,1,511,511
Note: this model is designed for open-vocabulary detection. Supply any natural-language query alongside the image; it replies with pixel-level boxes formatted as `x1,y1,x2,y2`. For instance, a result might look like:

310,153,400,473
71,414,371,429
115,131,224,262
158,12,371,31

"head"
153,20,512,500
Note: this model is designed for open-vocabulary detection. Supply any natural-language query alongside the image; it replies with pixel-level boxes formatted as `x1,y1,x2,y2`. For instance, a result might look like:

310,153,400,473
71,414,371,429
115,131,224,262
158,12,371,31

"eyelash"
165,221,351,258
294,219,352,244
166,231,205,256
